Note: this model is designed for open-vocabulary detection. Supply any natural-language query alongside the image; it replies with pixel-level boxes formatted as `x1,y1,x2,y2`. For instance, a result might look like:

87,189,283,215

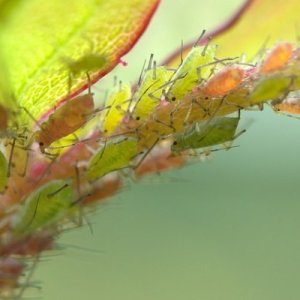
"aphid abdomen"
171,117,240,153
167,45,217,101
87,137,139,181
260,42,293,74
102,83,131,134
36,94,95,151
202,67,245,97
12,180,74,234
132,66,173,120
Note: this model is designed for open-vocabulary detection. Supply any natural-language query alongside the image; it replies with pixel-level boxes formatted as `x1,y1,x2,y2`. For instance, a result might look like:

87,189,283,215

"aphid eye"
39,142,44,146
173,141,178,145
136,116,140,121
205,96,209,100
171,96,176,101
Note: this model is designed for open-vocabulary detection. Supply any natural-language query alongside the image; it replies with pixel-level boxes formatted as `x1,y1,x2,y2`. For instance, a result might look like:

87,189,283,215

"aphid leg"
72,164,93,234
133,138,159,171
48,183,69,198
16,254,41,300
148,72,188,102
201,36,212,56
7,137,16,178
191,97,212,119
34,154,58,186
86,72,92,94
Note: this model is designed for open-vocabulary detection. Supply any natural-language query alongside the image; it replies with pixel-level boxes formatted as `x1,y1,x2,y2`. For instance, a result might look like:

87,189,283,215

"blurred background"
27,0,300,299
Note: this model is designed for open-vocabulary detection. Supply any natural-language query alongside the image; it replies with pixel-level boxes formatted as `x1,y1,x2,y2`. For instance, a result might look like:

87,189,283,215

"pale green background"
26,0,300,299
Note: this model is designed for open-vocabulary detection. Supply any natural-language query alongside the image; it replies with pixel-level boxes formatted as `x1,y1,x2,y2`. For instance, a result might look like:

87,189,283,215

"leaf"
166,0,300,66
0,0,160,123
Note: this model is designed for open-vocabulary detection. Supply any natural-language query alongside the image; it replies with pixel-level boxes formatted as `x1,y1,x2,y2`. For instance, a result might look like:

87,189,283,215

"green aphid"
87,136,139,181
171,116,243,154
166,44,217,102
102,83,131,135
249,75,292,104
0,150,8,193
65,53,107,77
64,53,107,92
12,180,74,234
132,65,173,120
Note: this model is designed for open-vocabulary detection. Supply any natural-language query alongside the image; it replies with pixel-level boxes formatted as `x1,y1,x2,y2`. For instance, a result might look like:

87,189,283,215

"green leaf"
0,0,159,123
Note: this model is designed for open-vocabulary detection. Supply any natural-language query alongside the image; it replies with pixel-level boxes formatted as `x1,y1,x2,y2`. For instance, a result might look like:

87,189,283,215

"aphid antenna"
186,145,240,157
233,128,247,141
57,242,104,254
74,162,81,196
91,104,112,115
19,106,42,129
112,75,117,87
86,71,92,94
193,29,206,48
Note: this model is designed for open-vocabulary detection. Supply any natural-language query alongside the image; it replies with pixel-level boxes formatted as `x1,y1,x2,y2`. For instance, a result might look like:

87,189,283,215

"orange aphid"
35,94,94,153
0,104,8,131
260,42,293,74
273,98,300,114
202,67,245,97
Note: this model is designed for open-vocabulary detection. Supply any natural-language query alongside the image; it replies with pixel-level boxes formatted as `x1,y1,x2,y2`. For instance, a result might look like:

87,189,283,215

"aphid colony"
1,40,300,294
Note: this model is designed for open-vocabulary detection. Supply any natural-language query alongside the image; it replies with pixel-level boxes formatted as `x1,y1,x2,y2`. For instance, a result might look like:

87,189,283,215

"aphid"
33,93,95,153
64,53,107,91
12,180,74,234
0,150,8,193
165,44,217,102
260,42,293,74
201,66,245,97
87,136,139,182
249,75,292,104
171,114,244,154
131,61,173,121
102,82,131,135
272,97,300,116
